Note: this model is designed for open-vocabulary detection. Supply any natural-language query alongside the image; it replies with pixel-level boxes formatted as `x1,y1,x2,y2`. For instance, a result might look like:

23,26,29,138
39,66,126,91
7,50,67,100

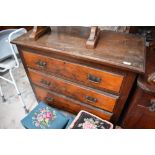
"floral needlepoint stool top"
68,110,113,129
32,106,56,128
21,101,70,129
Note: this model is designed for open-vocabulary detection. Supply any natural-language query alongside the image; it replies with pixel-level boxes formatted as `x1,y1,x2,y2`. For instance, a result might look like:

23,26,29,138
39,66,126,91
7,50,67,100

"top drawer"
22,51,124,93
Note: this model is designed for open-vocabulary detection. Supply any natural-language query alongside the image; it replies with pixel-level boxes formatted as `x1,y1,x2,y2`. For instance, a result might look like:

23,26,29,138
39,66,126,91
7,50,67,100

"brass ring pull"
46,97,54,102
87,74,101,83
85,95,97,103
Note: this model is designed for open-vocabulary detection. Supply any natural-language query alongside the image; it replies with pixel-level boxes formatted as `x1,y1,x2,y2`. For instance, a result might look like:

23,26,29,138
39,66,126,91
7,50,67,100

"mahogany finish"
33,85,112,120
12,27,146,124
23,51,124,94
28,69,118,112
122,48,155,128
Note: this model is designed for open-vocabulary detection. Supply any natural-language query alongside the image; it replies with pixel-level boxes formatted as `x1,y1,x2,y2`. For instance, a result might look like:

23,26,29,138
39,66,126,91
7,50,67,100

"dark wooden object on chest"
29,26,100,49
29,26,50,40
12,26,145,125
121,47,155,128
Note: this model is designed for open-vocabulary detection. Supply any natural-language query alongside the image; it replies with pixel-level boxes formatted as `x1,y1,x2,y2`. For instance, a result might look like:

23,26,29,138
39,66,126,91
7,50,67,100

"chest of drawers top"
12,27,146,74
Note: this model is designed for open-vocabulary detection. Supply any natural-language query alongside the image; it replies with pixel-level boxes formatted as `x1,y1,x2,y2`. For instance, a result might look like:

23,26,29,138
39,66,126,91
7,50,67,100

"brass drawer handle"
40,79,51,86
46,96,54,102
87,74,101,83
85,95,97,103
149,99,155,112
36,60,47,68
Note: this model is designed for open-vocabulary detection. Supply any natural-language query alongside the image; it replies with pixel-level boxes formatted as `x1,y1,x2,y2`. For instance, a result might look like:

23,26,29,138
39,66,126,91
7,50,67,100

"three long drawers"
20,50,125,121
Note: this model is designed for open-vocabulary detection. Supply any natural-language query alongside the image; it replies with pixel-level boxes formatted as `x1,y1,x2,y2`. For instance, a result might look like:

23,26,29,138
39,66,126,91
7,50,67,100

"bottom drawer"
33,85,113,121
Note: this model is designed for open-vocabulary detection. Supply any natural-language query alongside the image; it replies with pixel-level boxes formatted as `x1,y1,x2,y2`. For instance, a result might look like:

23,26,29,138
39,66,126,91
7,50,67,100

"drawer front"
23,51,124,93
33,85,112,121
29,69,118,112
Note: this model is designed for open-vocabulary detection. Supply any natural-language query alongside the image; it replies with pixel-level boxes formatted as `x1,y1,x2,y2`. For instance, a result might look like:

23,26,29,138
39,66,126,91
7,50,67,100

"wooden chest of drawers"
12,27,146,124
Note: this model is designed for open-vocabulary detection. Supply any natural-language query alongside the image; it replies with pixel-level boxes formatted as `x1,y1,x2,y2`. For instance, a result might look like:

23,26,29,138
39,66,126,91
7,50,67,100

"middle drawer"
28,68,118,112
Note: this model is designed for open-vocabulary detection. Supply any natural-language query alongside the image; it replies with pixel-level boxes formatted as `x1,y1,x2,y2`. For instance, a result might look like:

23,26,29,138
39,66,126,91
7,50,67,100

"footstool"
68,110,113,129
21,101,70,129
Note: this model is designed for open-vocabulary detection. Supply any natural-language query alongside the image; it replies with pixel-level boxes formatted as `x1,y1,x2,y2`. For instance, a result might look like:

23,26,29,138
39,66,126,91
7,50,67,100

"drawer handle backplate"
85,95,97,103
40,79,51,86
87,74,101,83
149,99,155,112
36,60,47,68
46,97,54,102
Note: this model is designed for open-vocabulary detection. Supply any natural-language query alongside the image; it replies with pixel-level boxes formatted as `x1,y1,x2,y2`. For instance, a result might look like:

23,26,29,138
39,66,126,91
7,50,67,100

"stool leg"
0,84,6,102
9,69,29,113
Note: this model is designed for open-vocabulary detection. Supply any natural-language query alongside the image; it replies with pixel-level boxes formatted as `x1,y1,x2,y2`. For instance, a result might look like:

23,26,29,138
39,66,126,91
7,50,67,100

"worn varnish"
12,27,146,124
28,68,118,112
13,27,145,73
33,85,112,120
23,51,124,94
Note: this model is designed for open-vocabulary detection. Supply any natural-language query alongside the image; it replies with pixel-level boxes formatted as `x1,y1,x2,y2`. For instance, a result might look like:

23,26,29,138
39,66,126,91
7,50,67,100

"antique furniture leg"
86,26,100,49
